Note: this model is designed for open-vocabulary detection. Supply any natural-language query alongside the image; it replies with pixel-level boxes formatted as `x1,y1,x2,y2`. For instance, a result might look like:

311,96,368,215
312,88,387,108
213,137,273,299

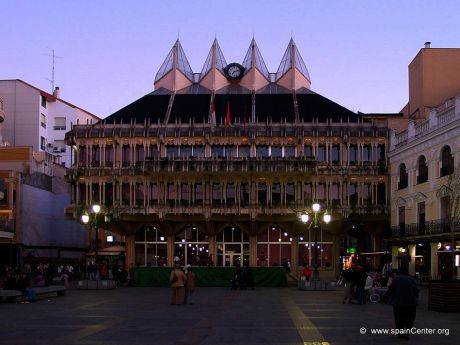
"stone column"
408,244,416,276
125,234,136,269
392,246,399,270
249,234,258,267
167,235,175,267
291,236,299,272
208,234,216,266
430,243,439,280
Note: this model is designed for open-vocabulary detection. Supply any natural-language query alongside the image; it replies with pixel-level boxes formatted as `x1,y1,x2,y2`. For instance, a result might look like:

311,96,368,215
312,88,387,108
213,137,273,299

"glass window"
258,183,267,206
304,145,312,157
41,96,47,108
104,183,113,207
54,117,66,130
105,145,114,165
440,146,454,177
417,156,428,184
212,182,221,206
135,226,167,267
363,183,372,203
135,183,144,206
167,182,176,206
238,145,250,158
272,183,281,206
256,146,269,157
330,183,340,207
331,145,340,164
174,226,208,266
363,145,372,162
285,146,295,158
122,183,130,206
179,146,192,158
349,145,358,164
150,183,159,205
271,146,282,157
257,226,292,267
317,183,326,201
136,145,145,162
317,145,326,162
40,136,46,150
349,183,358,206
194,183,203,206
216,226,249,267
303,183,312,204
166,145,178,158
122,145,130,165
240,182,250,207
225,146,237,158
377,182,385,205
193,145,205,157
211,145,224,157
286,182,295,206
226,183,236,206
180,183,190,206
399,164,408,189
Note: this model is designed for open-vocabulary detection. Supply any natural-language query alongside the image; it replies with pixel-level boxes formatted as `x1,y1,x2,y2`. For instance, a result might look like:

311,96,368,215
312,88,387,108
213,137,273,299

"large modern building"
65,39,390,277
0,80,100,168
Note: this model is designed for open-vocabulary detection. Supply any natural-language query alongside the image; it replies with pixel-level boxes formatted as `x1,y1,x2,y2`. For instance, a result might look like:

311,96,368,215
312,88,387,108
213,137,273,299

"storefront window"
216,226,249,267
257,226,292,267
174,226,208,266
134,226,167,266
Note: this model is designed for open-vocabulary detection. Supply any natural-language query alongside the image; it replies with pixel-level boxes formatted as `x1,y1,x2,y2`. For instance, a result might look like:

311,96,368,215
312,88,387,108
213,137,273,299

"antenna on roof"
46,48,62,93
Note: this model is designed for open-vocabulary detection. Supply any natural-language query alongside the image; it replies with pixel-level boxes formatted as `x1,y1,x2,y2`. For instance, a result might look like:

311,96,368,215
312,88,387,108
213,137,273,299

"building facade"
66,39,390,277
0,80,99,168
389,93,460,280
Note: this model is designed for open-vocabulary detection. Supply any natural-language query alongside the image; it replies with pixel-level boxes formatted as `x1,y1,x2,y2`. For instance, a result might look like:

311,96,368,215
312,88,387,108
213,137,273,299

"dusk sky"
2,0,459,118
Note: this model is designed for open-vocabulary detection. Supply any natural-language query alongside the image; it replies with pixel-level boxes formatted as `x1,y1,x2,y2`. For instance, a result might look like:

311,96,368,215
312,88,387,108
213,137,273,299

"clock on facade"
224,63,245,81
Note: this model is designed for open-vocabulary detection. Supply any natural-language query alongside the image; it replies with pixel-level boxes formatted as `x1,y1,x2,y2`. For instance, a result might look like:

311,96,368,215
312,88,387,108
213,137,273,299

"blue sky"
1,0,459,118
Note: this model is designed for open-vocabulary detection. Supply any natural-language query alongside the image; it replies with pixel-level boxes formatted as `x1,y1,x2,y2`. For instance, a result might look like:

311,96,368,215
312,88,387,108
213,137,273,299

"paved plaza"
0,285,458,345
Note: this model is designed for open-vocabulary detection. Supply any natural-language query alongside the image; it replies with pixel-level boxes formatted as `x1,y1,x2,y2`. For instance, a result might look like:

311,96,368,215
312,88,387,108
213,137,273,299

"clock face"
224,63,245,81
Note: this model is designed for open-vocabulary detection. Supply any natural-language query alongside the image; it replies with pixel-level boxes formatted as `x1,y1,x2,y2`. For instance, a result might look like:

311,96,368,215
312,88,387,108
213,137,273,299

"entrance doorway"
216,226,249,267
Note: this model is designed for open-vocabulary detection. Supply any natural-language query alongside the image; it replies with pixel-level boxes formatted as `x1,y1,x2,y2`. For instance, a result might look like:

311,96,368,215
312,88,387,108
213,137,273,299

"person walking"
185,267,196,304
170,264,186,305
387,268,419,339
303,264,312,281
342,267,355,304
354,265,368,305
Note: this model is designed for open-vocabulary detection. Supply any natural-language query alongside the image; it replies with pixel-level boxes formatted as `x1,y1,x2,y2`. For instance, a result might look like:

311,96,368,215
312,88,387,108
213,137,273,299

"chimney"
424,41,431,48
53,86,60,98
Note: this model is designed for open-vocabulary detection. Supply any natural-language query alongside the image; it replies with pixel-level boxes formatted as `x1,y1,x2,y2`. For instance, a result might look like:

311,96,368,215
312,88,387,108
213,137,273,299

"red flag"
243,103,247,128
225,101,231,127
210,97,216,124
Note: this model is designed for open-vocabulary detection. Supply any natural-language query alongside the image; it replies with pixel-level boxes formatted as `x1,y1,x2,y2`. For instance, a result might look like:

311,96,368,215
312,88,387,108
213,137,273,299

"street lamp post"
301,202,331,282
81,204,101,263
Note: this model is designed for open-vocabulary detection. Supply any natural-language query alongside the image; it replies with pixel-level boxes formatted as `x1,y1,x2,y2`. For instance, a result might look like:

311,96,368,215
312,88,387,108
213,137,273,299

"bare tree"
442,166,460,279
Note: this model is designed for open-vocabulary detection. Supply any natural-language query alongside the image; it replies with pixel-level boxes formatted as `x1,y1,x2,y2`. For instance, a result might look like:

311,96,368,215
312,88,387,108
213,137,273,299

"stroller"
365,274,388,303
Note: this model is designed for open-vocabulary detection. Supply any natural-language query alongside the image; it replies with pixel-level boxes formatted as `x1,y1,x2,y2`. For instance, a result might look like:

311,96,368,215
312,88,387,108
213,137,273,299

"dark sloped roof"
103,94,170,124
101,85,361,125
255,94,295,122
169,94,211,123
297,91,359,122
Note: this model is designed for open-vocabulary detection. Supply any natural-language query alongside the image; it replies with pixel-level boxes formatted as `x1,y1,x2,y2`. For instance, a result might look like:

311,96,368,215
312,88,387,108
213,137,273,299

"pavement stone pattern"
0,285,458,345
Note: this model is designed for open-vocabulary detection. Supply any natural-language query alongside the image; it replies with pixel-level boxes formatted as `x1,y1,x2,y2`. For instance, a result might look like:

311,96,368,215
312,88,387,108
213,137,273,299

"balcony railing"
391,219,460,238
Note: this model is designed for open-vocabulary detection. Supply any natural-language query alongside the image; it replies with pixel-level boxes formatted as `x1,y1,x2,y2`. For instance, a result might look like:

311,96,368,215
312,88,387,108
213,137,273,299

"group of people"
340,264,419,339
231,266,254,290
170,264,196,305
0,262,77,302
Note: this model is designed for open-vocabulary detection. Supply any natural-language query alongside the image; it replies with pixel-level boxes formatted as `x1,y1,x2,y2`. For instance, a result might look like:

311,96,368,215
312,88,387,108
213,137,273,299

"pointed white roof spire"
200,38,227,78
199,38,230,91
276,38,311,90
154,39,194,91
242,38,270,80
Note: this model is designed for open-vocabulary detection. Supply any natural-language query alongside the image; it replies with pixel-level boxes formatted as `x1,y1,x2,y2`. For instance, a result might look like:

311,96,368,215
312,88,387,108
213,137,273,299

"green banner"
132,267,288,287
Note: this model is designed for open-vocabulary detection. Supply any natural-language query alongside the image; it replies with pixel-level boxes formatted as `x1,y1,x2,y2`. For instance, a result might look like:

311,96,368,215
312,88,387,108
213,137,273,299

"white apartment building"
0,80,99,167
